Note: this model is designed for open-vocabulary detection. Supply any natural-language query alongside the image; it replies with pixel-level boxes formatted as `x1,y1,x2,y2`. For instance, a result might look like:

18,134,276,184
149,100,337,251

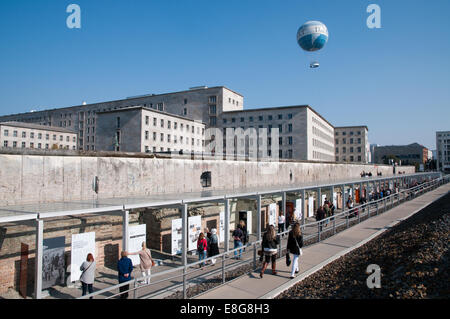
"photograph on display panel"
42,236,66,290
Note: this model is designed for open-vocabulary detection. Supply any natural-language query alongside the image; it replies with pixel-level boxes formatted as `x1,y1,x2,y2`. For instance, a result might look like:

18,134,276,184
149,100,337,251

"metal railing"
78,174,449,299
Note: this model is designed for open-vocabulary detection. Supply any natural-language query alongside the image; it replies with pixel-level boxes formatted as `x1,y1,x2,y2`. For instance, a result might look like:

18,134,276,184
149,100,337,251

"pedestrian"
260,225,280,278
278,214,285,235
232,224,244,259
197,232,208,268
208,228,220,265
329,201,335,221
239,220,249,247
323,201,330,226
347,195,355,217
128,242,154,285
315,205,325,231
287,223,303,279
117,251,133,299
80,253,96,298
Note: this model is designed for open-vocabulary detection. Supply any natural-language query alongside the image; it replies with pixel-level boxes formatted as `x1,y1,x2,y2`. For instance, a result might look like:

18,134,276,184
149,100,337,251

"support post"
256,195,262,241
122,210,129,252
224,198,230,252
34,219,44,300
282,191,287,235
181,203,188,299
301,189,306,226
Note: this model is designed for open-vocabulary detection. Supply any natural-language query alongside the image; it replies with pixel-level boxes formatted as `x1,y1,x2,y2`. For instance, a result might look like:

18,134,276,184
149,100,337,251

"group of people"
259,222,304,279
314,198,336,231
196,228,220,267
79,241,155,299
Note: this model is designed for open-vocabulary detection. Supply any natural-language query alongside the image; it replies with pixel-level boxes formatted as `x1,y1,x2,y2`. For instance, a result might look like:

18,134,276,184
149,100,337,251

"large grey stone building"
0,86,243,151
0,121,77,150
95,106,205,153
334,126,370,163
219,105,335,161
436,131,450,172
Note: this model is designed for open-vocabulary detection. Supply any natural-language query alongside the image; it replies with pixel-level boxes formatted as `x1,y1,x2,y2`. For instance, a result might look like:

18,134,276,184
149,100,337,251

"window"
13,141,17,148
192,126,195,133
30,132,34,139
145,116,149,125
53,135,56,141
38,143,42,149
223,118,227,124
184,98,188,105
357,147,362,153
288,150,293,159
46,144,49,149
209,96,216,104
350,147,354,153
231,118,236,123
157,103,163,111
168,134,171,143
343,138,346,144
259,116,263,121
60,135,63,141
358,138,361,144
336,148,339,153
117,117,120,128
288,124,293,133
73,137,76,142
288,114,293,119
279,137,283,145
30,142,34,148
350,156,354,162
22,132,26,138
174,122,177,129
22,142,26,148
268,115,273,121
278,114,282,120
191,138,194,145
3,130,8,136
168,121,171,129
145,131,149,140
46,134,49,140
201,171,212,188
249,116,253,122
210,117,216,126
13,131,17,137
181,123,184,130
153,132,156,141
3,141,8,147
336,139,339,145
358,156,362,162
209,105,216,114
160,133,164,142
153,118,157,126
161,119,164,128
288,136,293,145
186,124,189,132
343,147,346,154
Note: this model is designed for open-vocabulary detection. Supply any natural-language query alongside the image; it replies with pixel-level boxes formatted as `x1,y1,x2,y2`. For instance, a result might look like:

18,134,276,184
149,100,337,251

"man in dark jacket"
232,225,244,259
316,205,325,232
117,251,133,299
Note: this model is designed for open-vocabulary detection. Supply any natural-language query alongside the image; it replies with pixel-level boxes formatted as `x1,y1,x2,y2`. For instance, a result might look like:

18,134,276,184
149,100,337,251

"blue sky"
0,0,449,150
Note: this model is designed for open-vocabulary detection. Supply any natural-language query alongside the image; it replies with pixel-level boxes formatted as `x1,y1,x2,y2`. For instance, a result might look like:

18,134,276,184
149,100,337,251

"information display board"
71,232,95,282
294,199,302,221
128,224,146,266
219,212,225,243
268,203,277,226
42,236,65,290
188,215,202,252
171,218,183,256
308,197,314,217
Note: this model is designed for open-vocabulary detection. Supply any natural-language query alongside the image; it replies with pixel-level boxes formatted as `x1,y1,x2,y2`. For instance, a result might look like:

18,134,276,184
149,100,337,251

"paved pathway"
195,183,450,299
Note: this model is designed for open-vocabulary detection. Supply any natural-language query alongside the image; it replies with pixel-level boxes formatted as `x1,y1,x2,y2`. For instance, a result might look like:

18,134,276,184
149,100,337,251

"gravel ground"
276,192,450,299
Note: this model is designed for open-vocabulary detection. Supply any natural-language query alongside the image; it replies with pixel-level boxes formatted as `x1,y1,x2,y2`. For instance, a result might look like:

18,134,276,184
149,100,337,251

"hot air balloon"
297,21,329,68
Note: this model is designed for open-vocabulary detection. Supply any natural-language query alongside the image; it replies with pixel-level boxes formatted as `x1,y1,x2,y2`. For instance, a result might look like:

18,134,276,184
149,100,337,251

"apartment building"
436,131,450,172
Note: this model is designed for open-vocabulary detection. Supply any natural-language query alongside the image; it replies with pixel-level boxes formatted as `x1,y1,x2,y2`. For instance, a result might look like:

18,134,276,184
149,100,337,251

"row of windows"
313,151,334,161
336,146,362,154
2,129,76,142
143,116,204,135
312,117,333,136
335,130,362,136
222,136,294,146
222,124,293,134
336,156,363,162
312,126,334,144
336,137,362,145
144,146,200,153
223,113,293,124
227,97,239,106
2,140,75,150
313,138,334,153
220,148,293,159
144,131,204,147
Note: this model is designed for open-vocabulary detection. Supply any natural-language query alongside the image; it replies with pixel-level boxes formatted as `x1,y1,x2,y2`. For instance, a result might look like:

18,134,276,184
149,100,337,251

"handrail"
78,174,448,299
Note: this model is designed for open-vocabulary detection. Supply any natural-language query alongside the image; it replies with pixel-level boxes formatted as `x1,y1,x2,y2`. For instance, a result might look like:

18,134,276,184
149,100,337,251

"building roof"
0,121,76,134
222,105,334,128
0,86,242,118
96,106,206,124
375,143,428,151
335,125,369,131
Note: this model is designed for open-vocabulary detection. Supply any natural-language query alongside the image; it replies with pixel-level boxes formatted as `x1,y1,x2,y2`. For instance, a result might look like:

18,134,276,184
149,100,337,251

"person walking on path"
197,233,208,268
287,223,304,279
260,225,280,278
129,242,154,285
208,228,220,265
239,220,249,248
232,224,245,259
80,253,96,298
323,201,330,227
117,251,133,299
315,205,325,232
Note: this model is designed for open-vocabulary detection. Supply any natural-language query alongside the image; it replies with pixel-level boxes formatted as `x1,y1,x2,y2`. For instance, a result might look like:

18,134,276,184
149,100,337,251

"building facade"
436,131,450,172
373,143,428,167
334,126,370,164
95,106,205,153
0,122,77,150
0,86,242,151
219,105,335,161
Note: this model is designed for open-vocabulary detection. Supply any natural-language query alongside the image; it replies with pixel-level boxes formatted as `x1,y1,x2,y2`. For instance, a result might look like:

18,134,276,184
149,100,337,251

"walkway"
195,183,450,299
